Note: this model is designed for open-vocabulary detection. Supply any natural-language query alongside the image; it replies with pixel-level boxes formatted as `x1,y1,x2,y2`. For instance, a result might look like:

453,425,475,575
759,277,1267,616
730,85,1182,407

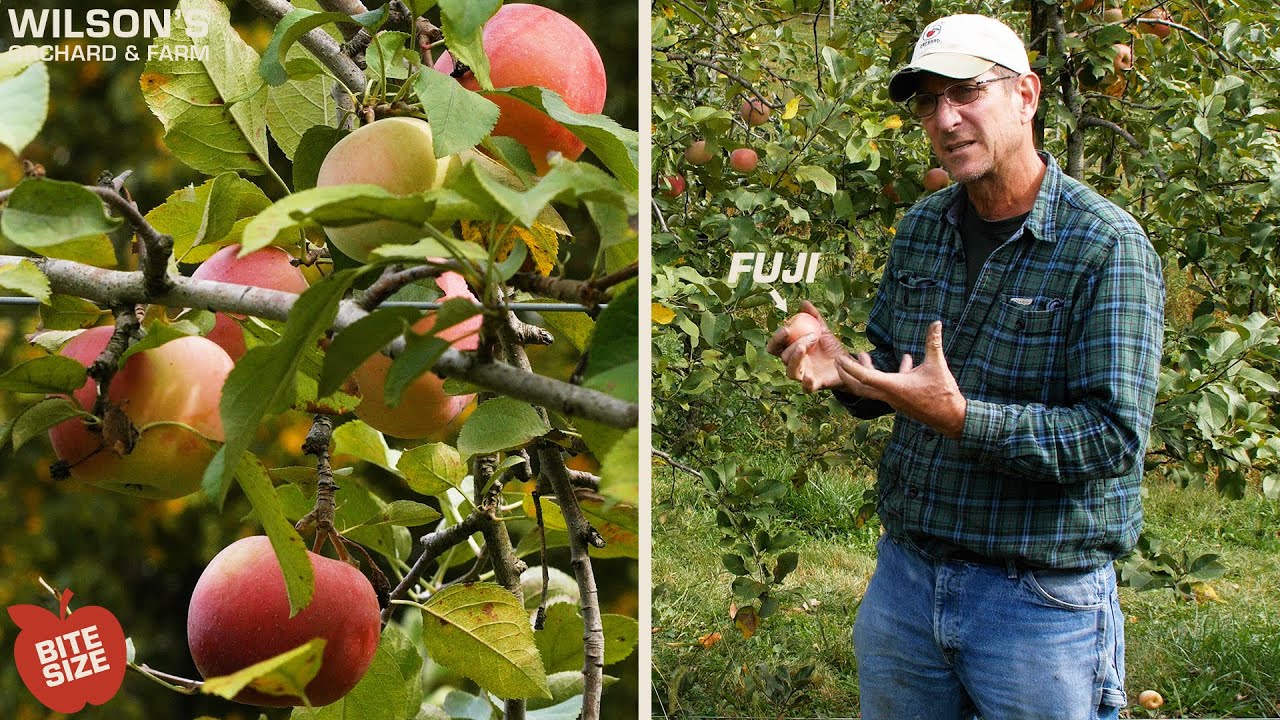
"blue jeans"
853,535,1126,720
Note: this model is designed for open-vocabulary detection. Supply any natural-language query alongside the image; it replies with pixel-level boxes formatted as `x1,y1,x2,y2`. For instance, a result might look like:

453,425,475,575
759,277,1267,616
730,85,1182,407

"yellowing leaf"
651,303,676,325
884,114,903,130
200,638,325,702
781,97,800,120
522,480,567,530
734,606,759,639
697,631,722,649
461,220,560,276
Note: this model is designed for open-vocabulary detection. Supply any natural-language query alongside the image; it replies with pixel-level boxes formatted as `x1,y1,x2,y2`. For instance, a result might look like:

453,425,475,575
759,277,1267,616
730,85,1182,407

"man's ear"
1017,72,1042,124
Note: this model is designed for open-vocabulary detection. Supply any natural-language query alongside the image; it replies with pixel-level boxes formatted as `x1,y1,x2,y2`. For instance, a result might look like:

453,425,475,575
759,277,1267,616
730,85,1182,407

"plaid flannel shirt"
840,153,1165,569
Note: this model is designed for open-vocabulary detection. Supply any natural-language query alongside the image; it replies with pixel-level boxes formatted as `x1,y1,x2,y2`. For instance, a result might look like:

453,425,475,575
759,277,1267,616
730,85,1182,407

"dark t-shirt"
960,196,1030,297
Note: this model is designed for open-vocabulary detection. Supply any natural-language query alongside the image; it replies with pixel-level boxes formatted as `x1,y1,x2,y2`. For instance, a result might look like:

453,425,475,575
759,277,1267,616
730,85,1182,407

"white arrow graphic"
769,289,787,313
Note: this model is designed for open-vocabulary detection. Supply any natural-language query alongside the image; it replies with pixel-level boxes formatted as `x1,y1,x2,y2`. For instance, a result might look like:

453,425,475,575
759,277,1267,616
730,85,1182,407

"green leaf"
437,0,500,90
293,126,346,192
117,323,199,366
456,397,550,458
721,553,749,576
384,335,450,408
39,295,106,331
319,307,419,398
142,0,271,177
201,638,325,702
441,690,495,720
204,271,361,505
241,184,433,254
333,419,402,474
149,173,272,263
289,624,424,720
10,398,86,452
449,150,632,229
0,53,48,155
0,356,87,394
773,551,800,584
260,6,388,87
534,603,639,673
0,260,50,303
413,67,501,158
575,284,638,483
397,442,466,496
0,179,119,265
527,672,615,711
366,31,412,82
796,165,838,195
234,452,315,617
421,582,549,699
491,87,640,190
351,499,441,528
267,45,339,160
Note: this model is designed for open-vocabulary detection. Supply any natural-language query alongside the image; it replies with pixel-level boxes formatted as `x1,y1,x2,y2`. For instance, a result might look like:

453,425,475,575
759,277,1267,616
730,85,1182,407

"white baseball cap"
888,14,1032,102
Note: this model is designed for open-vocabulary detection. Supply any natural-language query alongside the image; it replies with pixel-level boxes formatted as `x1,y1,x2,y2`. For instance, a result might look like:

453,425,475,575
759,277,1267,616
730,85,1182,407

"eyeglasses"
906,75,1020,119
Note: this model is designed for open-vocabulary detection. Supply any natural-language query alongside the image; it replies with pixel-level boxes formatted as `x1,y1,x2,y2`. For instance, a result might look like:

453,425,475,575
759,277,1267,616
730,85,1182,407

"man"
767,14,1165,720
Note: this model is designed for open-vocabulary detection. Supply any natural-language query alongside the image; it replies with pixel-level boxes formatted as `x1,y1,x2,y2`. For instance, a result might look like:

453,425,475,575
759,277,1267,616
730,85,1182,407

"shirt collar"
943,151,1060,243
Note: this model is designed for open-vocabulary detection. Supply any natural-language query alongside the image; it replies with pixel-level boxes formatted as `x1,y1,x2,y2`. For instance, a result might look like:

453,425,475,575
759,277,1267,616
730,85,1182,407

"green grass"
652,460,1280,718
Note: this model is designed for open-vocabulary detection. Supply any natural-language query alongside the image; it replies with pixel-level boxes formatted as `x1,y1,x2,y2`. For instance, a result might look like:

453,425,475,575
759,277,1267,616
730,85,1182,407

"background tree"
0,1,639,718
652,0,1280,715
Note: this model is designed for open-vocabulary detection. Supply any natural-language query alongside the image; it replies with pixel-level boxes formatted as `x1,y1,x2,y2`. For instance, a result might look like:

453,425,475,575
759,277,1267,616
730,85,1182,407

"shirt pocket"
891,272,945,355
981,295,1068,398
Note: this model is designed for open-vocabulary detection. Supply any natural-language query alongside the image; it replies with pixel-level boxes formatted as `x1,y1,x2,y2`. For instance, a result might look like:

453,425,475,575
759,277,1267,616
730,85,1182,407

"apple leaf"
534,602,639,673
272,482,411,563
318,307,419,398
118,323,201,366
575,283,638,492
522,483,567,531
597,427,639,505
148,173,272,264
420,582,550,699
796,165,838,195
240,184,435,254
0,52,48,155
397,442,466,497
204,270,361,506
292,126,346,192
259,6,388,87
141,0,272,177
456,397,550,459
366,31,412,82
437,0,500,90
384,335,450,408
526,678,599,713
0,356,86,394
413,66,501,158
441,690,495,720
490,86,640,190
350,499,441,528
233,452,314,617
10,398,87,452
447,160,629,230
201,638,325,702
289,624,424,720
40,294,107,331
0,179,119,266
333,419,403,475
0,259,50,303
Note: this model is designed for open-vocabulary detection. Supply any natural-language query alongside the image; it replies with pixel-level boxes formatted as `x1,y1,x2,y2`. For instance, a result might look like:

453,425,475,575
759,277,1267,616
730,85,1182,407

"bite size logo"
7,588,127,713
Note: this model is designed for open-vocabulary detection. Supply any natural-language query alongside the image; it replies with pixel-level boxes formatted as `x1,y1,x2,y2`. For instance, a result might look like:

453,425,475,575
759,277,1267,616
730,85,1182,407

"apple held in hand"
784,312,824,344
351,271,482,439
8,589,127,714
187,536,382,707
190,244,309,360
432,3,607,174
48,326,233,499
316,117,456,262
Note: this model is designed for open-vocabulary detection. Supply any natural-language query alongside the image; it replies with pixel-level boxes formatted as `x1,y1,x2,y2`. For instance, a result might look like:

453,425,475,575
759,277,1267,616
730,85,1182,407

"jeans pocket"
1024,567,1106,611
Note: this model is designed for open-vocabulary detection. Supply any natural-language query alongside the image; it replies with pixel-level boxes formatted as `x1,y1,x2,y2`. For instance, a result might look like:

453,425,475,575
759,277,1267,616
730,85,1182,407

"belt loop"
1005,560,1018,579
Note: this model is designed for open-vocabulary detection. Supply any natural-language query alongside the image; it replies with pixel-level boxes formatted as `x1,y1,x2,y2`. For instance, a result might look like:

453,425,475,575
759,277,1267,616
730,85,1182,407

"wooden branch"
0,256,639,430
381,512,484,623
314,0,369,41
472,452,527,720
663,52,772,109
242,0,366,94
1079,116,1170,182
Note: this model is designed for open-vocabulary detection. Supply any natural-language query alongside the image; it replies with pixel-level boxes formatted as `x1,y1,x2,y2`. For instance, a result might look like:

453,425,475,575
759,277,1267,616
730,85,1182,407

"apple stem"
58,587,74,620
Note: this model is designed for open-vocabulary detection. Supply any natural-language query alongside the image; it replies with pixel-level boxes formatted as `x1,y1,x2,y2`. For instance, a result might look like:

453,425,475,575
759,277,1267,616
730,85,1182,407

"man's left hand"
835,320,967,438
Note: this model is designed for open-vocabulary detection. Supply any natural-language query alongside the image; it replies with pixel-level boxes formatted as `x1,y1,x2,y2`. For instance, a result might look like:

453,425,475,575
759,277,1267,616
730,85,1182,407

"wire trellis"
0,297,603,312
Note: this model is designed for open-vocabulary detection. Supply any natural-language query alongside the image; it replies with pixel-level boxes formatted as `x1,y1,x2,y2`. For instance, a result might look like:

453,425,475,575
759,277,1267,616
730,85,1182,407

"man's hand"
766,301,851,393
835,320,967,438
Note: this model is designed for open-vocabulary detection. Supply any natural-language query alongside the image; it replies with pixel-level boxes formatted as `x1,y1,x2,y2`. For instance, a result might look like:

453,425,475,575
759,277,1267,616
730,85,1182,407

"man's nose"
933,96,964,130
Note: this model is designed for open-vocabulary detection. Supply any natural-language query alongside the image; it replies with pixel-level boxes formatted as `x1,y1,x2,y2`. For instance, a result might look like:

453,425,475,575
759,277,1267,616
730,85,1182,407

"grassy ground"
651,459,1280,719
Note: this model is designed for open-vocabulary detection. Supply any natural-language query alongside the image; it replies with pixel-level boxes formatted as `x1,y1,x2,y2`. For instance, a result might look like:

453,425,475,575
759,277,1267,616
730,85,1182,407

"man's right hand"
767,301,859,393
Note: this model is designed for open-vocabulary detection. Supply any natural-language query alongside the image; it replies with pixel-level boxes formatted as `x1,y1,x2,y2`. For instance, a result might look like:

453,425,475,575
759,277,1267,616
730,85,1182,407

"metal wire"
0,297,602,312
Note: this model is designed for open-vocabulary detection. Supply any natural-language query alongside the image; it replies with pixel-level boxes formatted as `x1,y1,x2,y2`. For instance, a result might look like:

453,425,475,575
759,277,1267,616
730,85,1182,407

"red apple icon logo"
8,588,127,713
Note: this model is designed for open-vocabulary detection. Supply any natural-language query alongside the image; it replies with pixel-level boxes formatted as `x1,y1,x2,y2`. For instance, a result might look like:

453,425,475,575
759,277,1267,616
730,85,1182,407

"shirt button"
1015,320,1026,330
906,486,920,499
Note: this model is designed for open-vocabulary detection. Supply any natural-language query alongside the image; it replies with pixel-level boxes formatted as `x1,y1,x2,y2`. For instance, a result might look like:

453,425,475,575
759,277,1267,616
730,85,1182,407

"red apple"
351,271,481,439
316,117,455,262
729,148,759,173
190,244,309,360
187,536,382,707
784,312,824,344
432,4,606,174
660,174,686,197
8,588,127,714
684,140,714,165
1141,8,1172,38
1072,0,1097,10
1112,43,1133,72
739,98,772,126
48,326,233,499
1102,7,1123,23
923,167,951,192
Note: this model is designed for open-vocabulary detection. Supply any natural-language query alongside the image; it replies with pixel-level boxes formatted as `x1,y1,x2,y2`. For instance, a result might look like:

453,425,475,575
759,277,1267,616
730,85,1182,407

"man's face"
917,70,1031,185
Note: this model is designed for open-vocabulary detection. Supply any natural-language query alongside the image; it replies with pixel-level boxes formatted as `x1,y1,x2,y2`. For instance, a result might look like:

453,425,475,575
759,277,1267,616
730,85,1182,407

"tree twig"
663,52,772,109
242,0,367,94
1079,116,1170,182
381,512,484,623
